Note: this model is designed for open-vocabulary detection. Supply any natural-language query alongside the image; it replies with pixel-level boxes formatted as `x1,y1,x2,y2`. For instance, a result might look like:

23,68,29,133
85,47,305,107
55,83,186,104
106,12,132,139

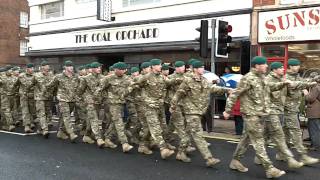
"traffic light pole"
210,19,216,73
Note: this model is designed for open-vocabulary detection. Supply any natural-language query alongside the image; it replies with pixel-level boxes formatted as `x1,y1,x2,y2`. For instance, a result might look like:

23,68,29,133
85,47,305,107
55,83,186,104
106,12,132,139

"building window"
76,0,96,3
41,1,64,20
20,40,28,56
122,0,161,7
20,12,28,28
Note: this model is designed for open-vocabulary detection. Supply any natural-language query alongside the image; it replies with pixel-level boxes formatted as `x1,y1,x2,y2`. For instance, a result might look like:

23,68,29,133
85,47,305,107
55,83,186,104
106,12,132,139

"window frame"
20,40,28,56
20,11,29,28
40,1,64,20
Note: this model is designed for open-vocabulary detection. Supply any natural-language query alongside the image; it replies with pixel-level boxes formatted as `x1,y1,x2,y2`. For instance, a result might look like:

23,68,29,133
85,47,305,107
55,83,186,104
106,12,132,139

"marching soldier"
45,60,79,142
77,62,105,147
171,60,230,167
96,62,133,153
224,56,286,178
19,63,37,133
282,58,319,165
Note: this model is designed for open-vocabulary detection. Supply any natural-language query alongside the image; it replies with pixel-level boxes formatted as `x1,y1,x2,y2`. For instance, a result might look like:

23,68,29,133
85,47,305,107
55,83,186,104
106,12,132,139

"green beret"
41,60,49,66
109,66,114,71
188,58,198,65
150,59,162,66
113,62,127,70
175,61,185,67
26,63,34,68
192,60,204,68
288,58,301,66
251,56,267,65
64,60,73,67
140,62,151,69
91,62,101,68
130,67,140,73
270,62,283,70
162,64,169,70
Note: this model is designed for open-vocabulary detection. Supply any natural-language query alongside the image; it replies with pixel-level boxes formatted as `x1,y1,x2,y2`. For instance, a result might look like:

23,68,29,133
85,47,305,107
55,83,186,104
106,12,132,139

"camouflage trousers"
1,95,15,126
13,95,21,124
126,101,141,142
108,104,128,144
58,102,76,135
170,105,190,152
144,105,166,148
185,114,213,160
283,111,307,155
233,115,273,170
35,100,52,132
74,101,87,128
85,103,103,140
233,115,293,163
20,95,36,127
135,102,150,147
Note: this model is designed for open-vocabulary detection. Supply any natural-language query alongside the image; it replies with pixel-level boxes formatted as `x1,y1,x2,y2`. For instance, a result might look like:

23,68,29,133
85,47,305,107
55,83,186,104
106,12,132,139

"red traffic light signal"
216,20,232,58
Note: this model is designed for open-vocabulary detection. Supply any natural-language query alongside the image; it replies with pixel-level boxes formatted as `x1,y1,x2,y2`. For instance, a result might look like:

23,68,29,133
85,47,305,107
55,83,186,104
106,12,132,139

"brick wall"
253,0,276,6
0,0,29,66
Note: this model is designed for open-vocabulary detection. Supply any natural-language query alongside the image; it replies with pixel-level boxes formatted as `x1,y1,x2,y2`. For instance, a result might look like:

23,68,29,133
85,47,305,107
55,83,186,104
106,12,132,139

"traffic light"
195,20,209,58
216,20,232,58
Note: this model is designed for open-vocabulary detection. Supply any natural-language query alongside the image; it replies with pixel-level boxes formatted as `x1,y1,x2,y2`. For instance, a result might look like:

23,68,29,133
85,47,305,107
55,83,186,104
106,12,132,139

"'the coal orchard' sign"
75,27,159,44
258,6,320,43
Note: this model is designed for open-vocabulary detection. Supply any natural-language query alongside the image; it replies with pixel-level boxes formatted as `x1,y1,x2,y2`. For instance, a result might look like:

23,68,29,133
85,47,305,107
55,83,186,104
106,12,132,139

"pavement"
0,119,319,180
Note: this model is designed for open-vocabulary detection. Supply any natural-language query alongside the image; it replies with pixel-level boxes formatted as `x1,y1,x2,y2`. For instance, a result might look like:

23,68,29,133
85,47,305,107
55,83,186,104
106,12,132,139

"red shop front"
257,5,320,73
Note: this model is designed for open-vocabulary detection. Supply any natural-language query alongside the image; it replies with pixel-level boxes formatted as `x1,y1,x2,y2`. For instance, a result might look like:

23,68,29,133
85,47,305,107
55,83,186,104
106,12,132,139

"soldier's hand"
223,111,230,120
310,82,317,87
303,89,309,96
283,80,292,85
169,106,176,113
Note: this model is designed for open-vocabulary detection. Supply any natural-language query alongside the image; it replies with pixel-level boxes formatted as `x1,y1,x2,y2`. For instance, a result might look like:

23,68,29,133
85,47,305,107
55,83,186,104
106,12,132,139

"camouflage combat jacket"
96,74,130,104
0,73,19,96
33,72,54,101
46,72,79,102
18,72,35,98
167,72,186,104
131,72,176,108
171,75,229,115
77,73,104,104
225,69,271,116
265,72,287,115
285,71,315,113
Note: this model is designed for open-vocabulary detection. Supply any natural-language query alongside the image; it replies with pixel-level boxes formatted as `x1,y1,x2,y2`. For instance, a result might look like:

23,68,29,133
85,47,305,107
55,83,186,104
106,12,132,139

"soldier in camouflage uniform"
0,67,5,127
19,63,36,133
224,56,286,178
171,60,230,167
12,66,22,126
0,65,20,131
125,67,141,145
74,65,88,133
133,62,154,155
168,61,195,162
77,62,105,147
234,62,304,169
33,60,54,138
45,61,79,142
129,59,176,159
96,62,133,153
282,58,319,165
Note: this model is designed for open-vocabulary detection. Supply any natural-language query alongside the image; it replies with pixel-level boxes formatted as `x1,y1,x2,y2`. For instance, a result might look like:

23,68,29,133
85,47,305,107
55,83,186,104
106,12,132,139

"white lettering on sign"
258,6,320,43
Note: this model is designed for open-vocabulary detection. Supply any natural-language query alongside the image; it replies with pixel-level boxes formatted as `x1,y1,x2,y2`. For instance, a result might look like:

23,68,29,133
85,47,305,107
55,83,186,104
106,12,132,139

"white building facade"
27,0,252,74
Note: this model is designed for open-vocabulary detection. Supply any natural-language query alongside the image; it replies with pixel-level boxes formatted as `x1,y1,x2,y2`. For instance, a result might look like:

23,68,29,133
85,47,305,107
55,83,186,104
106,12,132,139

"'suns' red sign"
265,8,319,35
259,7,320,43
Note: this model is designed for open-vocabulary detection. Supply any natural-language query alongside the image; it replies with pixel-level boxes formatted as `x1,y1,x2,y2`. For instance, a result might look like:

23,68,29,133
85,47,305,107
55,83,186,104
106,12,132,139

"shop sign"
258,6,320,43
